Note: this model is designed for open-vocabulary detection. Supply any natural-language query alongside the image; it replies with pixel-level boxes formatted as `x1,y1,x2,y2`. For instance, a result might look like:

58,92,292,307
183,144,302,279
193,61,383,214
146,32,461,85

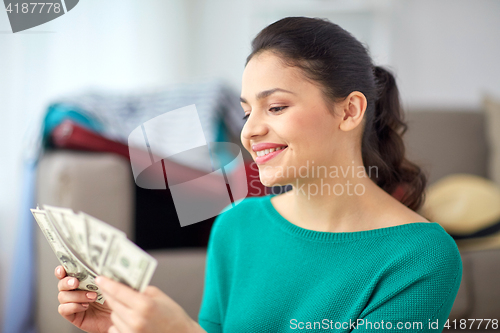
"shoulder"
386,222,463,283
376,199,431,229
360,225,463,325
369,224,463,308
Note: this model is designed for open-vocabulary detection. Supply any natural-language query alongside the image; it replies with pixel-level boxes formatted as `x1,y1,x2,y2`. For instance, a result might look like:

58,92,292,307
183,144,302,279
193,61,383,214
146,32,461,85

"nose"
240,112,269,143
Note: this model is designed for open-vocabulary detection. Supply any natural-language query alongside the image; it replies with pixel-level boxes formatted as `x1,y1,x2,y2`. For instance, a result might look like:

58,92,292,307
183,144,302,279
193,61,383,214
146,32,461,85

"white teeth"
256,146,287,157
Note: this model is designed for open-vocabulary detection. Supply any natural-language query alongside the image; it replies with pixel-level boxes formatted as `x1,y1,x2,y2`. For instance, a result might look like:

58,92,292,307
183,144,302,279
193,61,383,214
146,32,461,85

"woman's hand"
55,265,113,333
95,276,206,333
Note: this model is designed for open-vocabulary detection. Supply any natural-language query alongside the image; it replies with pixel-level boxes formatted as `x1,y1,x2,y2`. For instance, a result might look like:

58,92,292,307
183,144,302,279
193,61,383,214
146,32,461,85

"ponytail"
364,65,427,211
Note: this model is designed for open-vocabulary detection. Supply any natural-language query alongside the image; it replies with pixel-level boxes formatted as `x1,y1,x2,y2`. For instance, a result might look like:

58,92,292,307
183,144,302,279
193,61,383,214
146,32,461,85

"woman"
55,16,462,333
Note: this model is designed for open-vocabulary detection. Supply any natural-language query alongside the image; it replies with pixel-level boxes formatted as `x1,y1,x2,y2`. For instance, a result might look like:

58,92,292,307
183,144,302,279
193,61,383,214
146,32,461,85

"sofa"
34,109,500,332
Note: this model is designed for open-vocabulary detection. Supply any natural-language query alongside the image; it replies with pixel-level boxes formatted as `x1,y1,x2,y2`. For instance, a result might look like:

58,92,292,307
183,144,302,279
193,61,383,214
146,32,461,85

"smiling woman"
51,16,462,333
197,16,462,333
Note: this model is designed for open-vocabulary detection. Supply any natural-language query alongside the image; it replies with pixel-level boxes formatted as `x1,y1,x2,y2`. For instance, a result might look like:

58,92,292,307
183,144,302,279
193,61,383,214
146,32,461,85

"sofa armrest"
36,150,134,237
460,249,500,319
445,248,500,332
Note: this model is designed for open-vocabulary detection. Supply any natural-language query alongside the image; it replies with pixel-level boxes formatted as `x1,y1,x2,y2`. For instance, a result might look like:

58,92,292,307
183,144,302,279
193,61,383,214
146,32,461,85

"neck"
280,159,394,233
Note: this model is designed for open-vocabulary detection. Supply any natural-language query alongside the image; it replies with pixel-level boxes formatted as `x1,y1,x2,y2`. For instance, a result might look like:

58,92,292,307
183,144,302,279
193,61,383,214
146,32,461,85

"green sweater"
198,194,462,332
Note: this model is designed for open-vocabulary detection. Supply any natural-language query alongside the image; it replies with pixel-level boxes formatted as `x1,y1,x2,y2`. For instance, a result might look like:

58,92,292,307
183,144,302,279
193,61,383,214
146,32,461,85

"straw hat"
420,174,500,251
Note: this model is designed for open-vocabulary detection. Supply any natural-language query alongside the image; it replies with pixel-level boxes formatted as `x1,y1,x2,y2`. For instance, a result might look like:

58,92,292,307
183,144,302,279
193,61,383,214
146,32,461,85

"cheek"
289,114,340,164
288,113,331,146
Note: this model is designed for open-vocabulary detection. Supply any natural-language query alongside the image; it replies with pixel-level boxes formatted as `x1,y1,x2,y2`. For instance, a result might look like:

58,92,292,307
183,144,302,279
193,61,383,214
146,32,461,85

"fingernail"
56,267,61,275
86,292,97,300
68,278,76,287
81,303,89,308
95,276,102,284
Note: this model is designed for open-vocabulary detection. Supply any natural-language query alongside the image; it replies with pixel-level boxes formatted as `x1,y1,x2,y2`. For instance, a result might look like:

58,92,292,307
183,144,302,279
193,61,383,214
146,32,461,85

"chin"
259,176,288,188
259,177,274,187
257,164,292,187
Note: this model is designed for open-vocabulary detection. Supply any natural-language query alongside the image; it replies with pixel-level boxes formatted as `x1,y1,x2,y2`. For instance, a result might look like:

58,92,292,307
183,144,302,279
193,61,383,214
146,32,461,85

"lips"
252,142,288,152
254,146,288,165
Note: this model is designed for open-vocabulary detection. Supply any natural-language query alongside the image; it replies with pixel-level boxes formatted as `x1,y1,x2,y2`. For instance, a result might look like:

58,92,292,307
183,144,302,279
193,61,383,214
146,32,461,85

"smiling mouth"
255,145,288,157
254,146,288,164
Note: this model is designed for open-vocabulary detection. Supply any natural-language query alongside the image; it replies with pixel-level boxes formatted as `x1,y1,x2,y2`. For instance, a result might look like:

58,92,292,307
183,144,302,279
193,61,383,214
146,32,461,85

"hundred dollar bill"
79,212,126,275
31,209,106,304
101,236,158,293
33,204,158,300
43,205,89,263
62,212,90,262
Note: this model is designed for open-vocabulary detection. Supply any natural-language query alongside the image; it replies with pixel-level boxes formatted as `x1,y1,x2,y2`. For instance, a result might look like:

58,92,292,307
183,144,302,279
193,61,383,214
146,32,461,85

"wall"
184,0,500,108
391,0,500,109
0,0,191,325
0,0,499,326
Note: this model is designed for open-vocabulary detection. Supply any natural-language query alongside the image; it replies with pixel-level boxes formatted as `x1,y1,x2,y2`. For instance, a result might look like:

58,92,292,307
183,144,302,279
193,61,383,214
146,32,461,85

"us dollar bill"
101,236,158,293
31,209,106,304
43,205,90,263
32,205,158,301
78,212,126,275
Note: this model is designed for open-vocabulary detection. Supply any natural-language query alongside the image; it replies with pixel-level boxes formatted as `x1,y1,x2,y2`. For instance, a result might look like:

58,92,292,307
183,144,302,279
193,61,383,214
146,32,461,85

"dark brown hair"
246,16,427,211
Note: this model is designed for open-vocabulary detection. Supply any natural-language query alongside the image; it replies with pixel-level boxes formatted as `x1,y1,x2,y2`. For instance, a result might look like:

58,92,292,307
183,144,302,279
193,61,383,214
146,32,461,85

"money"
43,205,89,263
31,209,105,303
31,205,158,304
78,212,126,274
101,236,158,292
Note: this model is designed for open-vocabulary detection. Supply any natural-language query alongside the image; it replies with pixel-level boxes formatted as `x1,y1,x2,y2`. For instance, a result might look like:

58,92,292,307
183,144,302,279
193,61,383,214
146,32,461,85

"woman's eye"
270,106,288,112
242,106,287,121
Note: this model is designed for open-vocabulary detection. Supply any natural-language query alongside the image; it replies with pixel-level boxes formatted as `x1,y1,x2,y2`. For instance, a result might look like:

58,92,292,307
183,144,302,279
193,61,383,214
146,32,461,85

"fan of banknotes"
31,205,158,304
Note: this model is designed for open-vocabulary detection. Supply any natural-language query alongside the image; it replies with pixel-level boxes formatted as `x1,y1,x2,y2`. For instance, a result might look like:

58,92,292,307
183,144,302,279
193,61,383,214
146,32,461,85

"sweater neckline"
262,193,441,242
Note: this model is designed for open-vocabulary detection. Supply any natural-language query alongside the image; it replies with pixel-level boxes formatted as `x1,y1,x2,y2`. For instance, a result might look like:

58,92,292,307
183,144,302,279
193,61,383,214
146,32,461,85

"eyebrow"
240,88,295,104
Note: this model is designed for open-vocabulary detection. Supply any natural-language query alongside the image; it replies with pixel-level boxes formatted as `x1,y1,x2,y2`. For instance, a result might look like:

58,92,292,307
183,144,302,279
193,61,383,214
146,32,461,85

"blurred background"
1,0,500,332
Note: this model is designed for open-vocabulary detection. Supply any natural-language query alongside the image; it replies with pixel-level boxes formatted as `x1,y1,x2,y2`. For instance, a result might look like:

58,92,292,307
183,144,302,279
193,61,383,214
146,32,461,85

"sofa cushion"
404,110,488,186
483,94,500,187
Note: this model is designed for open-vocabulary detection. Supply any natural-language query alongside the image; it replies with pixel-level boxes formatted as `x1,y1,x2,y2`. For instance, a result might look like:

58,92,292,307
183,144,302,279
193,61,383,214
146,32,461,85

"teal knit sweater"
198,194,462,332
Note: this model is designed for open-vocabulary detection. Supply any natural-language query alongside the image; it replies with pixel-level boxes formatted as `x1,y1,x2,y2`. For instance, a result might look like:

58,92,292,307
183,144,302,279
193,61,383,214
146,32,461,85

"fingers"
57,288,95,320
58,302,89,317
58,290,98,304
58,276,80,291
143,285,163,298
99,277,155,332
54,265,67,280
55,267,88,320
103,295,133,316
95,276,145,309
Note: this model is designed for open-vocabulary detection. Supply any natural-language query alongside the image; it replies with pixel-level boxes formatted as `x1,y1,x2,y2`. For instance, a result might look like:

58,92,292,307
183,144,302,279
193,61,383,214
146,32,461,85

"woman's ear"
339,91,367,132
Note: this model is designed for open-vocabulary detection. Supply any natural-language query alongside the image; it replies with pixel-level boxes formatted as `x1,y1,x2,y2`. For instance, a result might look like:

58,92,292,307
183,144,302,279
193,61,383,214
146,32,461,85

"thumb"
143,285,164,298
143,286,179,308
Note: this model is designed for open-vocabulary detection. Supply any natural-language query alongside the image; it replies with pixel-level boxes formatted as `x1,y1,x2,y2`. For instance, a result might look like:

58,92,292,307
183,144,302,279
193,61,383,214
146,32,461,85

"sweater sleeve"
198,214,224,333
355,237,463,333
